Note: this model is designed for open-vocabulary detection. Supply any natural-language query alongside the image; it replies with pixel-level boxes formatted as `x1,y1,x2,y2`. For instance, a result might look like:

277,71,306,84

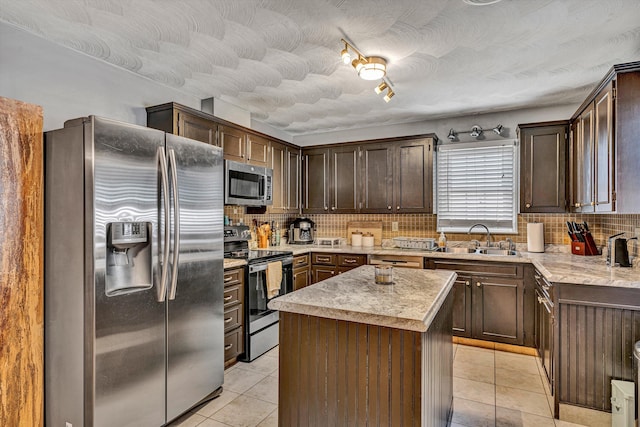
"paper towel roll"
527,223,544,253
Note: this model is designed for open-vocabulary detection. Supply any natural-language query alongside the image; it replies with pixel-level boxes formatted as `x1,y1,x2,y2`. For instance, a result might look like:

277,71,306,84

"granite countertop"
223,258,247,269
268,265,457,332
234,242,640,289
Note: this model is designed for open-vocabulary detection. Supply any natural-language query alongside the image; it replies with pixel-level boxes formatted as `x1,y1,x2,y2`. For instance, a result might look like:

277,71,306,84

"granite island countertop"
256,243,640,289
268,265,457,332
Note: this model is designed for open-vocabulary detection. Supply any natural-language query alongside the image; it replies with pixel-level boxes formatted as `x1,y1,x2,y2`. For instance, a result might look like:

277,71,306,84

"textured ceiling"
1,0,639,136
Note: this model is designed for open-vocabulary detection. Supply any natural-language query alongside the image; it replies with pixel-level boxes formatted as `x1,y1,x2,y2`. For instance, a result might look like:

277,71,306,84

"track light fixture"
340,38,395,101
447,124,504,141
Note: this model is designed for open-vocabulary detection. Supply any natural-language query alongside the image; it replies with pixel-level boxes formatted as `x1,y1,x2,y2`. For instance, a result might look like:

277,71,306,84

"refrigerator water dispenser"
106,221,152,296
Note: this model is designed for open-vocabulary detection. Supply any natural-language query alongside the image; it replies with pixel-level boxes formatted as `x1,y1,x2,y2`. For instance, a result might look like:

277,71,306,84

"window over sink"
436,140,518,233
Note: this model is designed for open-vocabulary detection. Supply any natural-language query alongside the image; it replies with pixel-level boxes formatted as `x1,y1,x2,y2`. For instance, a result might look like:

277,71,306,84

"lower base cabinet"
292,254,310,291
310,252,366,284
427,258,532,347
223,267,245,366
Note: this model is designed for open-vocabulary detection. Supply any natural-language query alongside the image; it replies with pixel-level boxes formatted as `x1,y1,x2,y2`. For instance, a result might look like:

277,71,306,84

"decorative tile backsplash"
225,206,639,255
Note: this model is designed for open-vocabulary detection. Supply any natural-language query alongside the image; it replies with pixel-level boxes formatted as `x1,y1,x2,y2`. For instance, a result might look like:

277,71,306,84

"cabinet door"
293,267,310,291
394,138,433,213
594,82,615,212
472,276,524,345
220,125,246,162
329,145,359,213
286,148,300,212
575,106,595,212
177,111,218,146
535,288,553,389
302,148,329,213
311,265,336,284
360,142,394,213
270,141,286,212
452,275,472,338
520,124,568,213
247,134,270,167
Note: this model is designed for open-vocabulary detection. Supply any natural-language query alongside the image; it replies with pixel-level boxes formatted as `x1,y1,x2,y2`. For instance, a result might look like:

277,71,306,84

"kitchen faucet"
468,223,492,247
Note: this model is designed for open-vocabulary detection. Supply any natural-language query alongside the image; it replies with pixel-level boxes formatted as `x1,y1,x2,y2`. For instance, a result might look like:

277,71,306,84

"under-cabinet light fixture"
341,38,395,101
447,124,504,141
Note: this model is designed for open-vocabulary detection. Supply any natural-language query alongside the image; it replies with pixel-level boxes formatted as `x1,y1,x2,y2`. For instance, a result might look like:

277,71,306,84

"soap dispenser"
438,232,447,249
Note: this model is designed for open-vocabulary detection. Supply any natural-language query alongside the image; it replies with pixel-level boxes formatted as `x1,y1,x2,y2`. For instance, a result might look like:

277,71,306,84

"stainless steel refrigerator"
45,116,224,427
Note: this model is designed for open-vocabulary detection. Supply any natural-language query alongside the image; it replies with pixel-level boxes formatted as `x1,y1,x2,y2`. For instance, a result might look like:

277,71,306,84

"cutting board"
347,221,383,246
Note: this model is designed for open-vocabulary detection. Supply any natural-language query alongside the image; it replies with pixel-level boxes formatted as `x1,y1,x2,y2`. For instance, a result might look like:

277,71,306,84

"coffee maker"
607,233,637,267
289,217,315,244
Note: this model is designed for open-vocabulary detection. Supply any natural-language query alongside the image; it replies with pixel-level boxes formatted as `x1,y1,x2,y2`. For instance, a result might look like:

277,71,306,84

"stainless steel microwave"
225,160,273,206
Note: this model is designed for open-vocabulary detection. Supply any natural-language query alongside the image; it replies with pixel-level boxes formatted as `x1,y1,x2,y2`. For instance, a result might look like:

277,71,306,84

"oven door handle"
248,257,293,273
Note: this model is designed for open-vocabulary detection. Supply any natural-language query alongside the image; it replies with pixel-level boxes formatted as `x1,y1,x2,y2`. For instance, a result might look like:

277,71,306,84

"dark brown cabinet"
223,267,245,366
427,258,529,346
292,254,310,291
219,125,247,163
534,270,553,394
246,134,270,167
302,136,435,214
270,141,300,213
518,121,568,213
301,146,358,214
309,252,365,284
146,102,219,146
570,62,640,213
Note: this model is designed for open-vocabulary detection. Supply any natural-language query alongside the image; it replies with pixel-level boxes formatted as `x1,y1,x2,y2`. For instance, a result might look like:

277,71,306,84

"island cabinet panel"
278,290,453,427
452,274,472,338
472,276,524,345
554,284,640,414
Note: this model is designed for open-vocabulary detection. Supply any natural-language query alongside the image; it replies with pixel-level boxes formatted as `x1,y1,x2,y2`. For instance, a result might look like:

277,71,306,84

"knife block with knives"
567,221,600,256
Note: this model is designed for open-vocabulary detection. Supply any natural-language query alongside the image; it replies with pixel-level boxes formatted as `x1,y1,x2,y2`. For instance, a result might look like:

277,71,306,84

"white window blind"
436,140,517,233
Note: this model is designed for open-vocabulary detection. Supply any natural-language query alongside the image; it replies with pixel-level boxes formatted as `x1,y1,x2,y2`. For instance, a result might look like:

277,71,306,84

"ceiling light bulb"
341,47,351,64
383,88,395,102
374,81,388,94
470,125,482,138
352,57,365,72
492,124,504,135
358,56,387,80
447,129,457,140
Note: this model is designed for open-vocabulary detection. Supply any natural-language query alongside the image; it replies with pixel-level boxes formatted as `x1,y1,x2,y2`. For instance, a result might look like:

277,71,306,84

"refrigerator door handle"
168,149,181,300
158,147,171,302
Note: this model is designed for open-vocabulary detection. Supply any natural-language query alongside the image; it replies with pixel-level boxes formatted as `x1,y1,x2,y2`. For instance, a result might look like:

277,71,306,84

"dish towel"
266,261,282,299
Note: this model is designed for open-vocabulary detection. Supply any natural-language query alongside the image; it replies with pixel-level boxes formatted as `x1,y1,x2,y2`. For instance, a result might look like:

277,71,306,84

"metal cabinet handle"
387,205,392,210
345,259,357,264
224,317,233,323
396,206,400,210
465,281,470,287
317,257,330,262
224,343,233,351
331,207,336,211
525,203,531,208
476,282,482,287
224,276,234,282
575,203,581,208
590,201,595,206
324,206,328,210
224,295,233,302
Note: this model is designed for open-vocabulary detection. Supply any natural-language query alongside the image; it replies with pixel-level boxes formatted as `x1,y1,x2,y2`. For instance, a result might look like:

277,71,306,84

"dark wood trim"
517,120,570,130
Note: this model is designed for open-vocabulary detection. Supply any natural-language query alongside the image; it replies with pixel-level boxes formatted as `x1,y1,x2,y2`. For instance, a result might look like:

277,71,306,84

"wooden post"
0,97,44,426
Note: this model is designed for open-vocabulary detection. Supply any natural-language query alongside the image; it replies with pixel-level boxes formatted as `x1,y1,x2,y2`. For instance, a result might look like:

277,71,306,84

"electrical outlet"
391,221,399,231
233,208,238,214
635,227,640,238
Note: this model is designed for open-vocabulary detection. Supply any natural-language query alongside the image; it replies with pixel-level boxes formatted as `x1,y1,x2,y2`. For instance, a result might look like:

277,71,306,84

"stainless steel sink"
442,247,518,256
443,247,477,254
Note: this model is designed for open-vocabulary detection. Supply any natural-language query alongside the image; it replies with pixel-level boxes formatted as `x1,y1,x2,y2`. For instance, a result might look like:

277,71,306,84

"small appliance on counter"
607,233,637,267
289,217,315,244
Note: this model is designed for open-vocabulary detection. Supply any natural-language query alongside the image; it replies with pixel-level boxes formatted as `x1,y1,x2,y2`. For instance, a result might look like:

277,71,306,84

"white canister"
362,233,374,248
351,232,362,247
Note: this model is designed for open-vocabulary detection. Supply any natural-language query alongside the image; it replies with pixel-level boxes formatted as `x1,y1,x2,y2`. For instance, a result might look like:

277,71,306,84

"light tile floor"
170,344,589,427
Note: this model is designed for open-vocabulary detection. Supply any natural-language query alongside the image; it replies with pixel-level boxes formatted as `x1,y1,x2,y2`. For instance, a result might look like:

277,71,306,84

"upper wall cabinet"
146,102,219,146
301,136,435,214
270,141,300,214
219,126,270,167
518,121,569,213
570,62,640,213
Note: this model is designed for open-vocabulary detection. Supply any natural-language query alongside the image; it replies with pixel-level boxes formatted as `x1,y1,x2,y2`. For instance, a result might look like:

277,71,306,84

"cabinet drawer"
429,259,523,278
224,268,243,286
224,328,243,361
293,267,310,291
312,253,336,265
223,284,242,307
223,305,242,332
337,254,366,267
293,254,309,268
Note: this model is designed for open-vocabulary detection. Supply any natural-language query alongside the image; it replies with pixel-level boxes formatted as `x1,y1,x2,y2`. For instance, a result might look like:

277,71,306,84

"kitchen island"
268,265,457,427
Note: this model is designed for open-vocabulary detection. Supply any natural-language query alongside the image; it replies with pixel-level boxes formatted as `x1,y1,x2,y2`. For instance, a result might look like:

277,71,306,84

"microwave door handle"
157,148,170,303
168,149,181,300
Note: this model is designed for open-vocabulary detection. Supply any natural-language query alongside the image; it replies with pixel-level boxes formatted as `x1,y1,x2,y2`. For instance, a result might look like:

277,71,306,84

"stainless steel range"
224,225,293,361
